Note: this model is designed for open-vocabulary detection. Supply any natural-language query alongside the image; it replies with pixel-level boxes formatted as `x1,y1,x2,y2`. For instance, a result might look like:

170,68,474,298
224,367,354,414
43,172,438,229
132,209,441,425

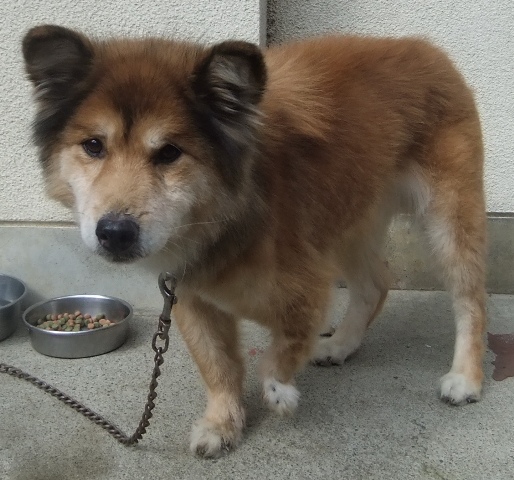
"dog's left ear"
191,41,267,157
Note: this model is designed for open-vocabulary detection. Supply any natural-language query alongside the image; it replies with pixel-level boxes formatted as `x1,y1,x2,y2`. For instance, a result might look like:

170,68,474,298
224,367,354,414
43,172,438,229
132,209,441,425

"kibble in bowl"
23,295,133,358
36,311,114,332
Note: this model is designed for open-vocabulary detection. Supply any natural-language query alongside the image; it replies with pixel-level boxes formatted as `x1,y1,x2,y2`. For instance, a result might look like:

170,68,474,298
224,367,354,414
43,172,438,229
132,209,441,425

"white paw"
440,372,481,405
310,337,356,366
319,325,335,337
190,419,240,458
263,378,300,415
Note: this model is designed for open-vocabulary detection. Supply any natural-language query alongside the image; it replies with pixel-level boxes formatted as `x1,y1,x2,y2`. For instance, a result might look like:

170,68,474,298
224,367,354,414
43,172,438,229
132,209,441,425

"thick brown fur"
23,26,487,458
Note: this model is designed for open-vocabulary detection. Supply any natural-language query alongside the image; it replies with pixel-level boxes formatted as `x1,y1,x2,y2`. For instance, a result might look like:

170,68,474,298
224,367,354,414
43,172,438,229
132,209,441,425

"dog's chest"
196,274,277,325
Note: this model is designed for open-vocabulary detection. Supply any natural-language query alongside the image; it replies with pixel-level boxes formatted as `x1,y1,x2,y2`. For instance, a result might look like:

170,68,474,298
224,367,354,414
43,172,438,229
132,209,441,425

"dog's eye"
154,144,182,165
82,138,104,158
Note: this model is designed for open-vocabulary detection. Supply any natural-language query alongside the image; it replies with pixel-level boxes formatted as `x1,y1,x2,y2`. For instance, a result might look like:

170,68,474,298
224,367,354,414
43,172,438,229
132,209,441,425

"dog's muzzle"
95,213,140,257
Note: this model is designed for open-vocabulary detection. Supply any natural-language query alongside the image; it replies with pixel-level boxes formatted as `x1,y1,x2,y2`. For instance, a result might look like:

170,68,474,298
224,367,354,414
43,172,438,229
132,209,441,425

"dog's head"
22,25,267,265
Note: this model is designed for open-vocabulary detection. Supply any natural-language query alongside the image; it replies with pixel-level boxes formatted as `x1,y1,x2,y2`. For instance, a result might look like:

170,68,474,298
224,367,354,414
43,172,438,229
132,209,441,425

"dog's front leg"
174,295,244,458
259,292,328,416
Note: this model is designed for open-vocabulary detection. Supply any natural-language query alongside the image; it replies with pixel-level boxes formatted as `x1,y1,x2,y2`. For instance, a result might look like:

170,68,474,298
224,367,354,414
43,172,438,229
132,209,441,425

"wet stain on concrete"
248,347,264,357
488,332,514,381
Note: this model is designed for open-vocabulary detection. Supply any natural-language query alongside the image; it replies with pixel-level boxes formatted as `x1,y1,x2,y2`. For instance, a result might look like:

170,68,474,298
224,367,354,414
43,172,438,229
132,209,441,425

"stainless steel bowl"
23,295,132,358
0,274,27,341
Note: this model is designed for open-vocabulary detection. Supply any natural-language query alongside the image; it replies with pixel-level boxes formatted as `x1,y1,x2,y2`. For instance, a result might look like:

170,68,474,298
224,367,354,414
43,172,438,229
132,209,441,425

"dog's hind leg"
423,122,487,405
174,295,245,458
311,215,392,366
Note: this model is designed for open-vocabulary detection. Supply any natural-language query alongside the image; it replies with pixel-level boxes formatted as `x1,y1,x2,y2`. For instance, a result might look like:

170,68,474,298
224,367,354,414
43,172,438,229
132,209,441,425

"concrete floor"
1,289,513,480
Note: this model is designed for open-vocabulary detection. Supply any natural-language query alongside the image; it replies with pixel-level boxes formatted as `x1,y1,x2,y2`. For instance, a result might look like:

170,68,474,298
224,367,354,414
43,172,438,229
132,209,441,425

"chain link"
0,272,177,446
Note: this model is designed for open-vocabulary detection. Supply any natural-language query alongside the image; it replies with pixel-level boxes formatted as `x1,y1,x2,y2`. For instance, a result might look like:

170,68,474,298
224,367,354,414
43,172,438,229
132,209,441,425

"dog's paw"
319,325,335,337
190,419,242,458
310,337,353,366
263,378,300,415
440,372,481,405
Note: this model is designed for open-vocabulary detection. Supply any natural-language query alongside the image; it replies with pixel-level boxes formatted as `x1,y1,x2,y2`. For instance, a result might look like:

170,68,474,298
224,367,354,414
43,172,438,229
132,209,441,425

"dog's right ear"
23,25,93,103
22,25,94,148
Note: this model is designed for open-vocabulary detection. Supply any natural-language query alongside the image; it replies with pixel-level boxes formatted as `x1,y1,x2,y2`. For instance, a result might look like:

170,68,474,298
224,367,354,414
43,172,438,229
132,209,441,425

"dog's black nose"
95,215,139,254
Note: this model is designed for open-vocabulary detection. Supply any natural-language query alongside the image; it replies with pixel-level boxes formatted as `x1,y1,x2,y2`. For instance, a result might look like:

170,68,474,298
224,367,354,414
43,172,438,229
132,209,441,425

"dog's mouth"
96,247,144,264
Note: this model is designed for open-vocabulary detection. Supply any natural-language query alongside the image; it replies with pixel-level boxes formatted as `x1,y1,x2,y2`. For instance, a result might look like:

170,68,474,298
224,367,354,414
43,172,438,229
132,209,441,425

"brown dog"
22,25,487,457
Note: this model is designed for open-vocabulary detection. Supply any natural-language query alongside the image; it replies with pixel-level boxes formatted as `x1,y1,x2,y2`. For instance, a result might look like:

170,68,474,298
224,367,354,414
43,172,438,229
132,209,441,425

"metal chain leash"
0,272,177,446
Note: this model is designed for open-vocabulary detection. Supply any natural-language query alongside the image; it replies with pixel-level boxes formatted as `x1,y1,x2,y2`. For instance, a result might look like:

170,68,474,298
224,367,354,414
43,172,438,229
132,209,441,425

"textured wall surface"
268,0,514,212
0,0,264,222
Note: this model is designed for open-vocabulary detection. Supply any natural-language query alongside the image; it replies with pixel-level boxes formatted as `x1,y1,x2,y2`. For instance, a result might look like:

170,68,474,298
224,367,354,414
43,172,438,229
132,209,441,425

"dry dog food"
36,311,114,331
